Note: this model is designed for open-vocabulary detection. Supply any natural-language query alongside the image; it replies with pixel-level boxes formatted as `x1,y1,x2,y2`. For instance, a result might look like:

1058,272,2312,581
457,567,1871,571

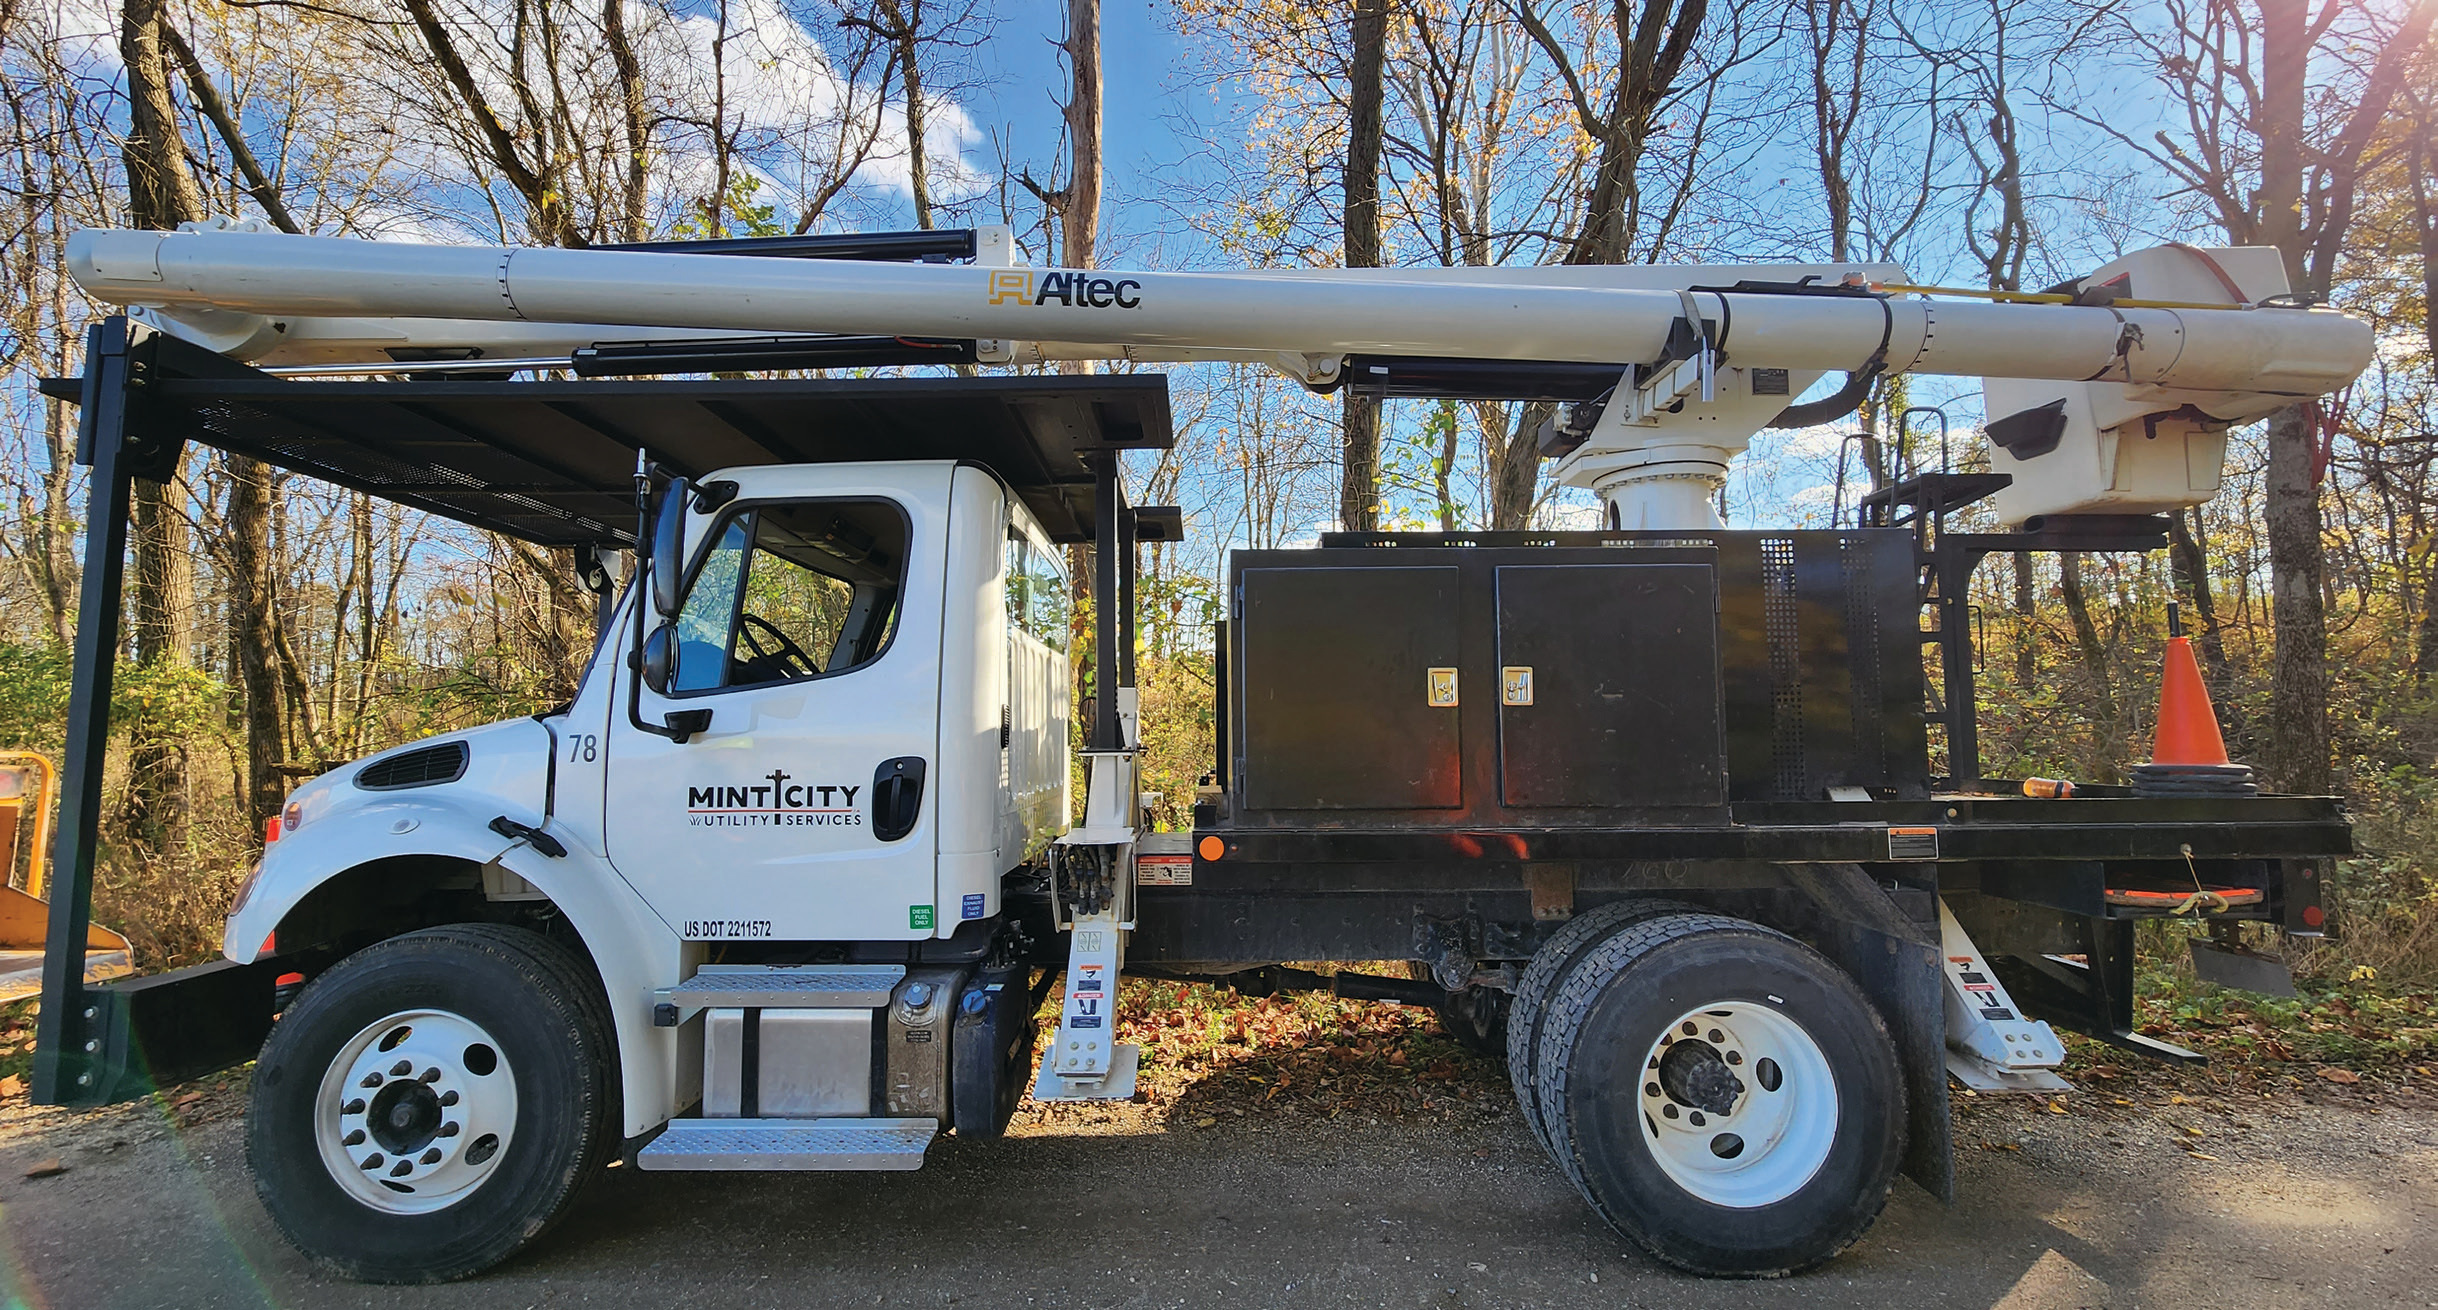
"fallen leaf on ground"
2181,1125,2206,1138
1193,1117,1217,1128
0,1075,23,1098
2317,1067,2362,1085
2184,1150,2221,1162
23,1159,64,1179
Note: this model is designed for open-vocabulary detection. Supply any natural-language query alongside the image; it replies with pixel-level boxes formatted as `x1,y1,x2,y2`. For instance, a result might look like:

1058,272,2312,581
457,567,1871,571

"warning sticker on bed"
1138,855,1194,887
1887,827,1940,861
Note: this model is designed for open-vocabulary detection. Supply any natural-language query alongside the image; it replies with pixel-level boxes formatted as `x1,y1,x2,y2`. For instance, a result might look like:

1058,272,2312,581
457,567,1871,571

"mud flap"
1780,863,1953,1204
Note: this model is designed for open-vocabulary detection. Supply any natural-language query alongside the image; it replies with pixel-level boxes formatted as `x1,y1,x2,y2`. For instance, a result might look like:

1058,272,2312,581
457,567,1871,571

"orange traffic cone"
2151,635,2229,765
2134,604,2256,797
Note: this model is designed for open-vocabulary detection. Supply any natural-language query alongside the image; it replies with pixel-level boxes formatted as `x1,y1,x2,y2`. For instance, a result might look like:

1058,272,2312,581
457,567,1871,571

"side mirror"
650,477,691,618
640,622,679,695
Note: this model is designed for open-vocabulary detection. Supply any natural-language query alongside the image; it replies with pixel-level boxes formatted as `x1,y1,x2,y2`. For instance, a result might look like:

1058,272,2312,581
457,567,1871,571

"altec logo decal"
986,269,1143,309
687,769,864,827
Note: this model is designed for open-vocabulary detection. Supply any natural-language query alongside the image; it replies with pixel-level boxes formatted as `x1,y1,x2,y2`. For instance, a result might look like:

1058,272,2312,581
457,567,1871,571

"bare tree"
1341,0,1387,533
119,0,208,848
2073,0,2436,791
1510,0,1708,266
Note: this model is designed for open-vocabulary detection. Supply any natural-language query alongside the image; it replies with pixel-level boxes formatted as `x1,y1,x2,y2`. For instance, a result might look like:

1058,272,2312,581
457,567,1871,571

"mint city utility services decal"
687,770,864,828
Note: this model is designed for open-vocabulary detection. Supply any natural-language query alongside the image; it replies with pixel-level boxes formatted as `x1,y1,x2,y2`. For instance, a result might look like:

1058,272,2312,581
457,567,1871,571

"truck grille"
355,741,469,790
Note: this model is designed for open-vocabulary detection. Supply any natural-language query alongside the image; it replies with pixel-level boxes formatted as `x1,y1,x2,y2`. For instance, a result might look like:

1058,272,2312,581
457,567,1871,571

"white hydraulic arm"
67,222,2376,531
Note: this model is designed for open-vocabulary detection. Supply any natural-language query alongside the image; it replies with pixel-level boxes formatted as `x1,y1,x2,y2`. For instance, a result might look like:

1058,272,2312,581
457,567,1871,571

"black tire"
1504,898,1701,1153
248,924,614,1283
1533,912,1904,1278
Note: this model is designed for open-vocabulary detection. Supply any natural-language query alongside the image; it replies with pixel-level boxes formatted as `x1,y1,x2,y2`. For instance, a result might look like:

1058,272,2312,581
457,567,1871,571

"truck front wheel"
247,924,613,1282
1531,912,1904,1277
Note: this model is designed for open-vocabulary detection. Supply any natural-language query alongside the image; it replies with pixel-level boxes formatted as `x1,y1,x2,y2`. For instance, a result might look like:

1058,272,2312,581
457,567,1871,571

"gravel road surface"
1,1076,2431,1310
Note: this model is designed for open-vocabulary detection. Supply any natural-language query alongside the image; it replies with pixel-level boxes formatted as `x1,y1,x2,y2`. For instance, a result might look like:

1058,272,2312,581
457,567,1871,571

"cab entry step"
636,1117,936,1171
668,964,905,1009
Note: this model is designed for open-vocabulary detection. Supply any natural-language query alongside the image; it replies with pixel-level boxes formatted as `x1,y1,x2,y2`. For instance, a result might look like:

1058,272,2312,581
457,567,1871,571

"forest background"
3,0,2437,1032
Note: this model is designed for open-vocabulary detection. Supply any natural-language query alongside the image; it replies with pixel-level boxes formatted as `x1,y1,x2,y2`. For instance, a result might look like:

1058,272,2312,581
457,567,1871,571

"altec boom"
66,222,2372,529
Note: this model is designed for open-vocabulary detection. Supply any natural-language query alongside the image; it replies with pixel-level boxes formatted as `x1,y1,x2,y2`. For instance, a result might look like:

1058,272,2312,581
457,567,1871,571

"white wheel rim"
312,1009,518,1215
1633,1000,1836,1208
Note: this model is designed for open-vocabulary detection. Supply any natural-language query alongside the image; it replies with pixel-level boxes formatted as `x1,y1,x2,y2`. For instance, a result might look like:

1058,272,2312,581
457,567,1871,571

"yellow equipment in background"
0,753,131,1003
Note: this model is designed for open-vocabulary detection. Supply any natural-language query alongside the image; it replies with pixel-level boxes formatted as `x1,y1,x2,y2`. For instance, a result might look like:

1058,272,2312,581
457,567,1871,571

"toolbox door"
1237,565,1463,811
1494,563,1725,808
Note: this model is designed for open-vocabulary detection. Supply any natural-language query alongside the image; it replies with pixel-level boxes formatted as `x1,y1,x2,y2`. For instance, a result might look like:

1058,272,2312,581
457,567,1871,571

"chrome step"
669,964,904,1009
636,1117,936,1171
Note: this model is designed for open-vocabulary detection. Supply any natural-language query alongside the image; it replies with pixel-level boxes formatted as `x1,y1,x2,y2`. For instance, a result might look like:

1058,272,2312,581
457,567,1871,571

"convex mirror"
639,621,679,695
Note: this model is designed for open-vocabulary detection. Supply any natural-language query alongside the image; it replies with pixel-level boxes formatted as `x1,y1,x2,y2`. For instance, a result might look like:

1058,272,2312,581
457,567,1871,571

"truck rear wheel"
1504,898,1700,1154
248,924,613,1283
1531,912,1903,1277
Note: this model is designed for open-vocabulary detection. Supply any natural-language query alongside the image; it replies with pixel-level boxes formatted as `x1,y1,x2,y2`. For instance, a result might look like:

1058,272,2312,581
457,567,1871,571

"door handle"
873,756,926,842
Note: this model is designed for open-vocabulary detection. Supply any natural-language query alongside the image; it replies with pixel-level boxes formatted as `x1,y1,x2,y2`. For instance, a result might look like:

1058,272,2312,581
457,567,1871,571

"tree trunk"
604,0,649,242
2255,0,2307,282
124,469,196,848
1339,0,1386,533
119,0,203,851
224,455,284,829
1054,0,1102,717
2410,113,2438,679
2056,554,2119,783
120,0,203,230
2264,402,2328,792
2246,0,2327,793
880,0,934,229
1483,401,1552,530
1061,0,1099,272
2011,551,2035,690
2168,508,2229,684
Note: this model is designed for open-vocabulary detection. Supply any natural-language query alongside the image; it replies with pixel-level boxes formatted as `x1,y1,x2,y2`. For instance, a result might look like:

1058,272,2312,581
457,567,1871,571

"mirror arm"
626,453,711,744
625,602,710,744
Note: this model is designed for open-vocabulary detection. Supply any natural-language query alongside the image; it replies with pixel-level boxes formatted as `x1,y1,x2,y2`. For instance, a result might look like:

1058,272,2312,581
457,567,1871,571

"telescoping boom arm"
66,222,2375,530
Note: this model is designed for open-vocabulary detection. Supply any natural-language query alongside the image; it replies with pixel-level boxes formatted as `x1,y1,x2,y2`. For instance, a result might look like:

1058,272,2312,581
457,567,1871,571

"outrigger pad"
2188,935,2297,998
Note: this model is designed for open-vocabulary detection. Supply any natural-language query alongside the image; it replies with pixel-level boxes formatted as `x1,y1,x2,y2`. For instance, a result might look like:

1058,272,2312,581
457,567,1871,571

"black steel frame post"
1933,543,1983,785
1089,454,1124,753
34,319,143,1105
1118,502,1138,693
1994,916,2205,1064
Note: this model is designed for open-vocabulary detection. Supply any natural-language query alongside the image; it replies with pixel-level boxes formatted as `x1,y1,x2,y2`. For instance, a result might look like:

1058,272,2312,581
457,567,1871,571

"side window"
668,499,908,693
1029,542,1069,649
1006,532,1033,640
1004,528,1069,651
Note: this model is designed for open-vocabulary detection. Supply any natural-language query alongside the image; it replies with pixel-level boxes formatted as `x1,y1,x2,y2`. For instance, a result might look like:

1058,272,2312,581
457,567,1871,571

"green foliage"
670,171,788,241
0,642,72,752
2133,931,2438,1070
110,656,229,745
